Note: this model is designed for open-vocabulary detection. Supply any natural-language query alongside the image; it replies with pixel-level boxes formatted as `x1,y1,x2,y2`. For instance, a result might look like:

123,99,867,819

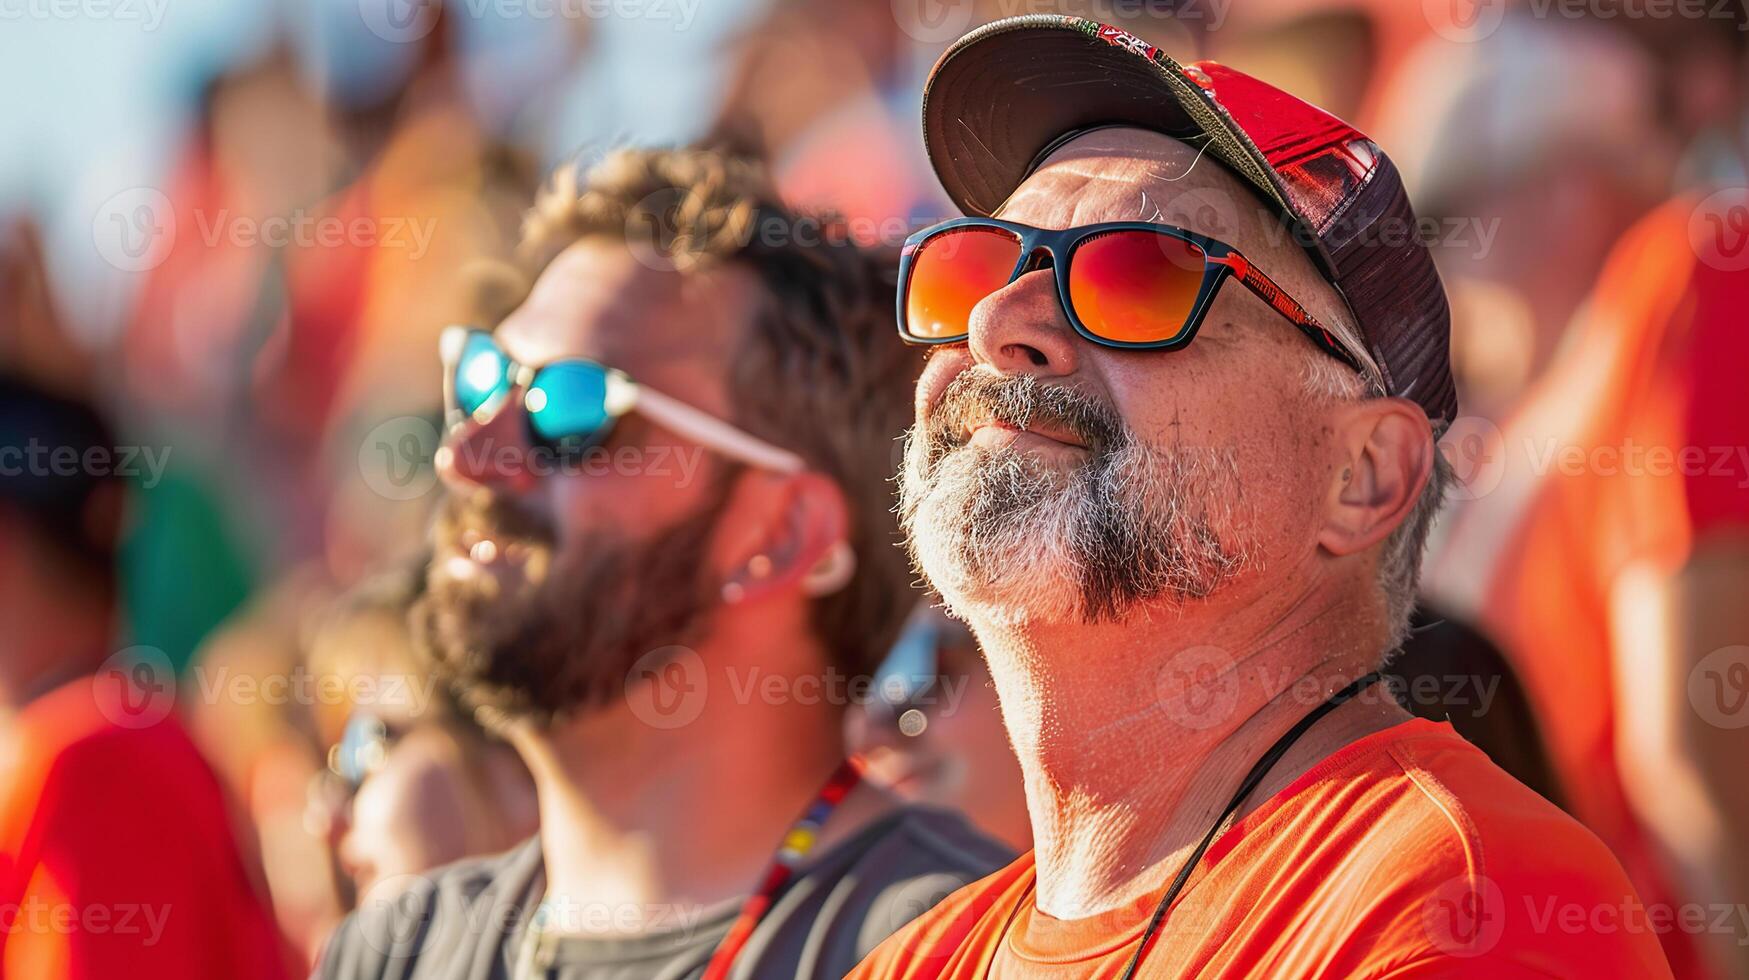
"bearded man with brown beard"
314,146,1009,980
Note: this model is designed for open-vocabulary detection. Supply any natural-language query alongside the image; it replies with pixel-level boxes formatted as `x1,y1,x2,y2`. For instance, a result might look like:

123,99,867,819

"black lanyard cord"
1112,670,1385,980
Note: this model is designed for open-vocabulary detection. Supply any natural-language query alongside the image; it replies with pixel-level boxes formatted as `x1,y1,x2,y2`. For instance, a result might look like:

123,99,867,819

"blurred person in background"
848,606,1032,852
185,566,341,966
1436,186,1749,980
315,144,1011,979
1419,12,1749,978
710,0,1202,231
304,558,538,906
0,372,291,979
1375,13,1677,422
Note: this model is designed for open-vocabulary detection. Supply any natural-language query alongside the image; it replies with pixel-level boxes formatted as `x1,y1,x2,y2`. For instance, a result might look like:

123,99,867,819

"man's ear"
1317,398,1434,557
716,470,853,606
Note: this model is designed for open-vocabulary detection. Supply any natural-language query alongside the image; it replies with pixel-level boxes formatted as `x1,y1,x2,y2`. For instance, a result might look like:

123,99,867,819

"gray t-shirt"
316,805,1012,980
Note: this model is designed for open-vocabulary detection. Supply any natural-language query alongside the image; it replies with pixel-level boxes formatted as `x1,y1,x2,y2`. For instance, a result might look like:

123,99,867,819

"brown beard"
412,479,729,727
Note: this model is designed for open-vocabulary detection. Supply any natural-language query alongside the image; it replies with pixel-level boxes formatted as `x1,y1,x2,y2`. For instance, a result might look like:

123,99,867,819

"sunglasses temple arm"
439,326,467,426
1214,255,1369,375
631,385,808,474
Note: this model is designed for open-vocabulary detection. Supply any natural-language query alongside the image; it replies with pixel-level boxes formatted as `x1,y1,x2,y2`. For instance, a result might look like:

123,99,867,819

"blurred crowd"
1,0,1747,977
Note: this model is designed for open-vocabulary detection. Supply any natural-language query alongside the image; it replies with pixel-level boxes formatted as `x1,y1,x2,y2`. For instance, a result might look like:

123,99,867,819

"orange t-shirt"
849,719,1672,979
1433,193,1749,979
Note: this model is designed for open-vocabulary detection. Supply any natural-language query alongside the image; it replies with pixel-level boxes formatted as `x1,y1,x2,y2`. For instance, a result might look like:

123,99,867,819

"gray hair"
1301,356,1449,654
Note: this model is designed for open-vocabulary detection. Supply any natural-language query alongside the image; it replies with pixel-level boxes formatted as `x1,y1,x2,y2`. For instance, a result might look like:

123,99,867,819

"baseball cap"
919,14,1457,428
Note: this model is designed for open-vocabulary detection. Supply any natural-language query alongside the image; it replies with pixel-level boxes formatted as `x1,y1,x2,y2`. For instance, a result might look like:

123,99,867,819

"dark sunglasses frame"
897,217,1362,372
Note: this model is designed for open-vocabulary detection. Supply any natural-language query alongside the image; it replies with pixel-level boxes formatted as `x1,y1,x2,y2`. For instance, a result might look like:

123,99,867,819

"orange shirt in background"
848,719,1671,979
0,679,290,980
1444,194,1749,979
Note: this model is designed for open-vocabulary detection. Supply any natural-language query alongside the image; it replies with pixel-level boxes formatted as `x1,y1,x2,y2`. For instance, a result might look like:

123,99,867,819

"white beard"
898,423,1257,628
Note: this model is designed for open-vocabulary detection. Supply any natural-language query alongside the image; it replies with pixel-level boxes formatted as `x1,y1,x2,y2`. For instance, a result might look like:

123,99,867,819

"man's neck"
508,628,894,934
969,578,1411,920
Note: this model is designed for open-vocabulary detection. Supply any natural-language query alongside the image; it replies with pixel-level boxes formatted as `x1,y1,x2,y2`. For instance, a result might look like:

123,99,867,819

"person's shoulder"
842,836,1034,980
25,686,228,832
315,838,542,980
1305,720,1673,977
827,804,1016,960
1369,718,1616,870
862,804,1016,877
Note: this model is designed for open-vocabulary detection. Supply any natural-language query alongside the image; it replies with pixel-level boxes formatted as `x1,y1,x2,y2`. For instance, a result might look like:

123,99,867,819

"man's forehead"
997,128,1265,247
993,126,1360,344
496,239,743,370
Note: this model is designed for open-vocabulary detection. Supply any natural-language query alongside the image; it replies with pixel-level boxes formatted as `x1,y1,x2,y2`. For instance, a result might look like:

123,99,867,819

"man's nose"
435,398,539,495
965,262,1080,378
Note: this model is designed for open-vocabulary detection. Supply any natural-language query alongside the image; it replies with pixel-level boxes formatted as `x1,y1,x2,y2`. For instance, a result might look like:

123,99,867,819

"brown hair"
473,145,921,683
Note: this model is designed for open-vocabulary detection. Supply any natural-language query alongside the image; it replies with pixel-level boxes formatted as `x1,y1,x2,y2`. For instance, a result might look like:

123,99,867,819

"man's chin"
906,500,1090,628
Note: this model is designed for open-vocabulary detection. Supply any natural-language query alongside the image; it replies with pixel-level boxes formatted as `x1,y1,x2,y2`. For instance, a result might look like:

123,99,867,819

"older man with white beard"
848,16,1673,980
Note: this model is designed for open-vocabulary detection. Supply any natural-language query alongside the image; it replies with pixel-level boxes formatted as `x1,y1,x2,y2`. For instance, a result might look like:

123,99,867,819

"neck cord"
982,672,1385,980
